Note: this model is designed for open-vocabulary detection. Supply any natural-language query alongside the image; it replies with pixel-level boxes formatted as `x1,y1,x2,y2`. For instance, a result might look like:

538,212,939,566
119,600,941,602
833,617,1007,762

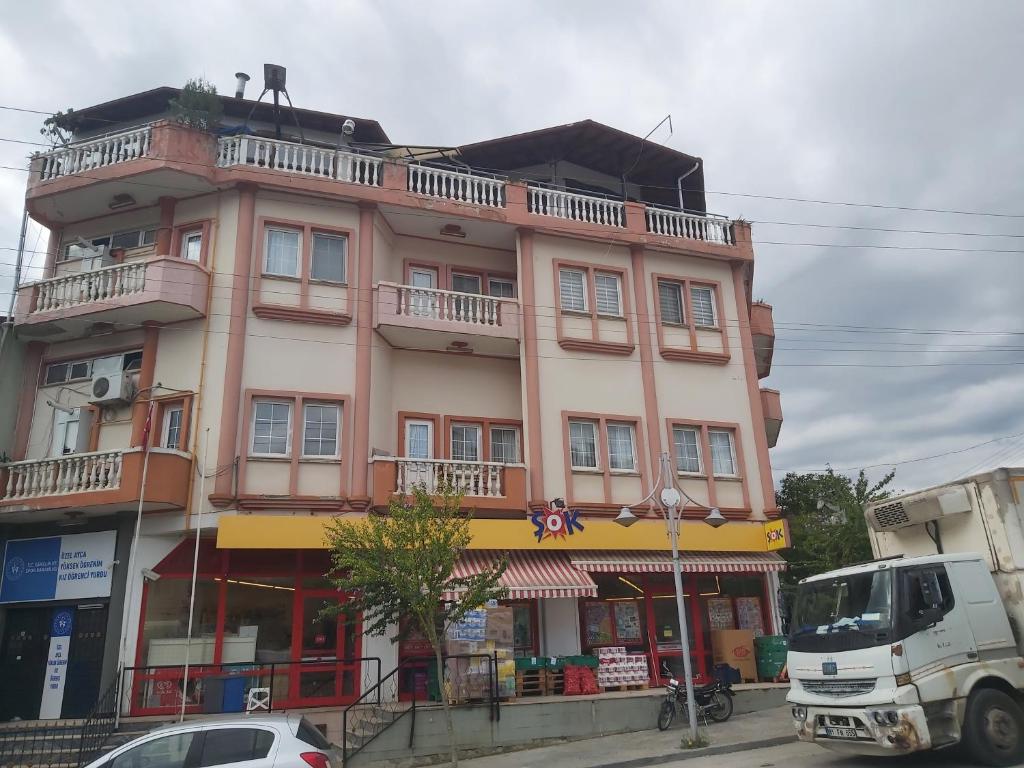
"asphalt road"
664,740,1002,768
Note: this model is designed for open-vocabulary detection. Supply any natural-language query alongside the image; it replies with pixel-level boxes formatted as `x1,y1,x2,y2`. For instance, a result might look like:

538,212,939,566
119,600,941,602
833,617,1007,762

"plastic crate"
564,655,599,668
514,656,548,670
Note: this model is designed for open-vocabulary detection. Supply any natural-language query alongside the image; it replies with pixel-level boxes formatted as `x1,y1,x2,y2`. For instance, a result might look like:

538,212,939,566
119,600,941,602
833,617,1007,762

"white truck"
786,467,1024,765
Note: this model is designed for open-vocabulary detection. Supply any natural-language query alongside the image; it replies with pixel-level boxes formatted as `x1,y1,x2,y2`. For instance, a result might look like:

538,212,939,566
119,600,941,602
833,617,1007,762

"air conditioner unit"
89,355,135,406
865,484,974,532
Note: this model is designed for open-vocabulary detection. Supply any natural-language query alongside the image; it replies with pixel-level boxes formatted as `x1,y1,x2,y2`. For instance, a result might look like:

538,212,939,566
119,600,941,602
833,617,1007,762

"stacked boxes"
595,647,649,688
444,606,516,701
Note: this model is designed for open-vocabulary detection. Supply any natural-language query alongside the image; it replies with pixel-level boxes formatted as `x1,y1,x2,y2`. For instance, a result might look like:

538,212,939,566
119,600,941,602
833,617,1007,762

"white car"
83,713,341,768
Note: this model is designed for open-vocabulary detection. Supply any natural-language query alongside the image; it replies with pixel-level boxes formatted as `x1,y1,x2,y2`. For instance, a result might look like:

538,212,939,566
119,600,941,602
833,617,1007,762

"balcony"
374,282,520,357
527,183,625,227
760,388,783,448
408,164,506,207
15,257,210,341
750,301,776,378
216,135,383,186
371,457,527,513
645,206,735,245
38,125,152,181
0,448,192,520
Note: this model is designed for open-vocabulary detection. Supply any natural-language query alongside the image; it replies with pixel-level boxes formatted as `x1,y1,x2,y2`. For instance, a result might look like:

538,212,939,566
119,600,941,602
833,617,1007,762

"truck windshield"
790,569,893,652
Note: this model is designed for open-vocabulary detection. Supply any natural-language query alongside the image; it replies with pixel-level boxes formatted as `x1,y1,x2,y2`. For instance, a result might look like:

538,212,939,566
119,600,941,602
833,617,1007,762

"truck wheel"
962,688,1024,767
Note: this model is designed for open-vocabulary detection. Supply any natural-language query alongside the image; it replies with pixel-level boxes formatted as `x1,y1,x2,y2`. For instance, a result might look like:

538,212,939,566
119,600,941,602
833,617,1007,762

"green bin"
754,635,788,680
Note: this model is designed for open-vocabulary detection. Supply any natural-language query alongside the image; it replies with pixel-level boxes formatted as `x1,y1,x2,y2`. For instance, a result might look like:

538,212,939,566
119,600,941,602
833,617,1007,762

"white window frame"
250,400,293,457
405,420,434,460
163,405,184,450
489,426,519,464
310,232,347,284
301,402,340,459
487,277,516,298
672,425,703,475
180,230,203,262
450,423,482,462
559,268,588,313
263,227,302,278
708,428,738,477
594,272,623,317
451,272,483,295
606,422,637,472
690,285,718,328
658,280,685,326
568,419,599,470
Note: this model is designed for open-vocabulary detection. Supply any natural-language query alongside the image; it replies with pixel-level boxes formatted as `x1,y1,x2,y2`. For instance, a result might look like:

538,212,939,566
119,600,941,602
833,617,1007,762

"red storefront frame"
131,542,363,716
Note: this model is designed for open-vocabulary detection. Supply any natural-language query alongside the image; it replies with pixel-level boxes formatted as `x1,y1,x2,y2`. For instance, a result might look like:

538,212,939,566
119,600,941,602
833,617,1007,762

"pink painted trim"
351,204,376,500
630,246,663,479
518,229,545,503
214,184,257,497
12,342,44,460
239,389,352,499
155,197,176,255
397,412,442,458
560,411,648,506
732,261,776,519
169,219,213,267
553,258,636,355
130,325,160,446
374,283,519,340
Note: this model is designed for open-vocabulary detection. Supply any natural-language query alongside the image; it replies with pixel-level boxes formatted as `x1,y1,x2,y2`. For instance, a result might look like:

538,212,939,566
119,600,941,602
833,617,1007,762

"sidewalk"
459,706,794,768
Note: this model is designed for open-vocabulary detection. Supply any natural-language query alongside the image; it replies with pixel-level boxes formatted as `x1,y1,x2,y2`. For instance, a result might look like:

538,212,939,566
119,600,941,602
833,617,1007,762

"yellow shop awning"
217,515,788,553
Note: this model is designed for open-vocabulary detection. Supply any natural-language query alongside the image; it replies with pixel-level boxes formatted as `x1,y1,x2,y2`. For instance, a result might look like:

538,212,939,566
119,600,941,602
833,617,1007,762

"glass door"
289,590,358,707
404,420,435,491
409,267,438,317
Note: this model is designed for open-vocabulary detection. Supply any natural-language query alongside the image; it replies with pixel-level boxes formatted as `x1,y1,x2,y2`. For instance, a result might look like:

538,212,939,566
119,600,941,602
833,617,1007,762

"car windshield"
790,569,892,649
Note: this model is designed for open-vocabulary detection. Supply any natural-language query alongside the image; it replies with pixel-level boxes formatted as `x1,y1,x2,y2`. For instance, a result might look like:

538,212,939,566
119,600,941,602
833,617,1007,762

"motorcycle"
656,663,734,730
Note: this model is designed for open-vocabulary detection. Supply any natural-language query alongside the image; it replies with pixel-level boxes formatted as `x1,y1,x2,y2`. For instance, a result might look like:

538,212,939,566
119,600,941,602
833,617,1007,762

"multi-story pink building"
0,81,785,720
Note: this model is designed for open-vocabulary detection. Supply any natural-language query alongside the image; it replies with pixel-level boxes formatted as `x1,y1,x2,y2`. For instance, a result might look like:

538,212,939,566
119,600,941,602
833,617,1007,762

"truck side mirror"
918,571,943,609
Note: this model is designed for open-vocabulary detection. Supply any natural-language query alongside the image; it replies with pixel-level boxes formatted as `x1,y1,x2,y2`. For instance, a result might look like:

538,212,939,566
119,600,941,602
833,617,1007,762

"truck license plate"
824,726,857,739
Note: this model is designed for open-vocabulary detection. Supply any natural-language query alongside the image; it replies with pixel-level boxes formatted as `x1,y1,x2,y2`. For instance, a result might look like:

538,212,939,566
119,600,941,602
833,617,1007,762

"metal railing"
395,458,507,498
2,450,123,501
37,125,153,181
0,677,118,768
217,136,383,186
31,260,148,313
387,282,508,327
343,653,499,765
645,205,735,245
408,164,506,207
527,183,625,227
121,658,380,717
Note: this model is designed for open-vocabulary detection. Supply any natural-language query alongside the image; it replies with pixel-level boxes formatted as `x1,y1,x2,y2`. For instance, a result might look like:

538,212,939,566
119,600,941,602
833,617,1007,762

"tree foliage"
777,468,896,585
40,109,79,147
324,485,506,767
169,78,223,131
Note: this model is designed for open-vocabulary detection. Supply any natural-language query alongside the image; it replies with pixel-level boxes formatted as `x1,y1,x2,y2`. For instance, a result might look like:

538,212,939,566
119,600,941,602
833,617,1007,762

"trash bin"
202,677,225,713
222,675,248,713
754,635,789,681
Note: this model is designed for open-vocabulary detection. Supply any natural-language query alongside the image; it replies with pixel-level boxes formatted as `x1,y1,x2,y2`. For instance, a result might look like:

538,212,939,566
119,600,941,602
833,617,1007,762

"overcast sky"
2,0,1022,493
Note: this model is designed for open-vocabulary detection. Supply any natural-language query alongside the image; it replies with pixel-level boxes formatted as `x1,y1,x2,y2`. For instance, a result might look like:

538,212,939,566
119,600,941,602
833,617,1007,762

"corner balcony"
0,448,192,521
374,282,520,357
760,388,783,448
14,257,209,341
750,301,776,378
371,457,527,513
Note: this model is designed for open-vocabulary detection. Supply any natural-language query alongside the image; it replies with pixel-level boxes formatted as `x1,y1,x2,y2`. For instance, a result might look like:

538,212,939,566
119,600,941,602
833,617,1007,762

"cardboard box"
485,606,514,645
711,629,758,681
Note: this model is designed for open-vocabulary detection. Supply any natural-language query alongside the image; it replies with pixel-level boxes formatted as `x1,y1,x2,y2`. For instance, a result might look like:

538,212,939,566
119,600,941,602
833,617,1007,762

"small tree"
324,485,506,767
169,78,224,131
40,109,78,147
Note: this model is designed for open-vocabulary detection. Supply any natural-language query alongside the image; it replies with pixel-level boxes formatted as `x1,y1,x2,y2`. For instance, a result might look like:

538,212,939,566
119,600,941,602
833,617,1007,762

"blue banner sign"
0,531,116,603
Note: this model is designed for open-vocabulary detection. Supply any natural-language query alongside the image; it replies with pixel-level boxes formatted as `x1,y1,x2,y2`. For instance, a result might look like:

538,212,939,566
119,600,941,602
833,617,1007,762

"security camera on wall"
342,119,356,136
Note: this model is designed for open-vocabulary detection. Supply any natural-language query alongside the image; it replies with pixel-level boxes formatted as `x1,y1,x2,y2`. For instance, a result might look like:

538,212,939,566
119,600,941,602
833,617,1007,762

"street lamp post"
614,451,726,744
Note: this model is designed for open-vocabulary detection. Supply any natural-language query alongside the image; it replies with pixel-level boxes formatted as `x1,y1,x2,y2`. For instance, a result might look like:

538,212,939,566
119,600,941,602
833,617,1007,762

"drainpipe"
0,208,28,365
676,161,701,211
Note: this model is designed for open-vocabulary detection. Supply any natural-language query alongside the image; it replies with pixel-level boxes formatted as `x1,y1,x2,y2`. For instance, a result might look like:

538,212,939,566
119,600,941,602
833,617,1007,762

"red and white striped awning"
443,550,598,600
569,550,788,574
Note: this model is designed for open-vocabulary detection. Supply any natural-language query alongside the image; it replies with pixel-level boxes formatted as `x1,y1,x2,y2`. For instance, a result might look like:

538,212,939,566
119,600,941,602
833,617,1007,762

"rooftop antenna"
243,64,305,143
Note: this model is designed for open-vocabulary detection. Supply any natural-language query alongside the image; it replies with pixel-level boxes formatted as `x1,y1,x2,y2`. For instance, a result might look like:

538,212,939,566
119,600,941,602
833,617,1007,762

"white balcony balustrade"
392,283,504,327
645,206,735,245
408,164,506,207
38,126,152,181
217,136,382,186
396,458,505,498
31,261,148,314
528,185,625,227
3,451,123,501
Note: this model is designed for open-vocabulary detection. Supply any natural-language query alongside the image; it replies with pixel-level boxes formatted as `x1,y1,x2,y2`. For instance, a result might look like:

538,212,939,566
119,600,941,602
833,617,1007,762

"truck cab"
787,552,1024,765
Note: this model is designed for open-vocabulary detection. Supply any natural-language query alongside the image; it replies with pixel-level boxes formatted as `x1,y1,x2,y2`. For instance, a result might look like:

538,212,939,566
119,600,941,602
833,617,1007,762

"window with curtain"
252,401,292,455
264,228,301,277
311,233,346,282
181,231,203,262
302,403,339,457
606,423,636,471
490,427,519,463
709,429,737,475
672,426,701,473
406,422,432,459
594,273,622,316
690,285,717,327
569,420,598,469
559,269,587,312
450,424,480,461
658,280,684,325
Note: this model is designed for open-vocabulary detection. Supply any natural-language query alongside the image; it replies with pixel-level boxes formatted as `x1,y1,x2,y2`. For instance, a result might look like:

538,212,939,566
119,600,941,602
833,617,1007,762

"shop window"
510,604,536,655
154,539,223,576
223,577,294,664
139,579,218,666
229,549,296,574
